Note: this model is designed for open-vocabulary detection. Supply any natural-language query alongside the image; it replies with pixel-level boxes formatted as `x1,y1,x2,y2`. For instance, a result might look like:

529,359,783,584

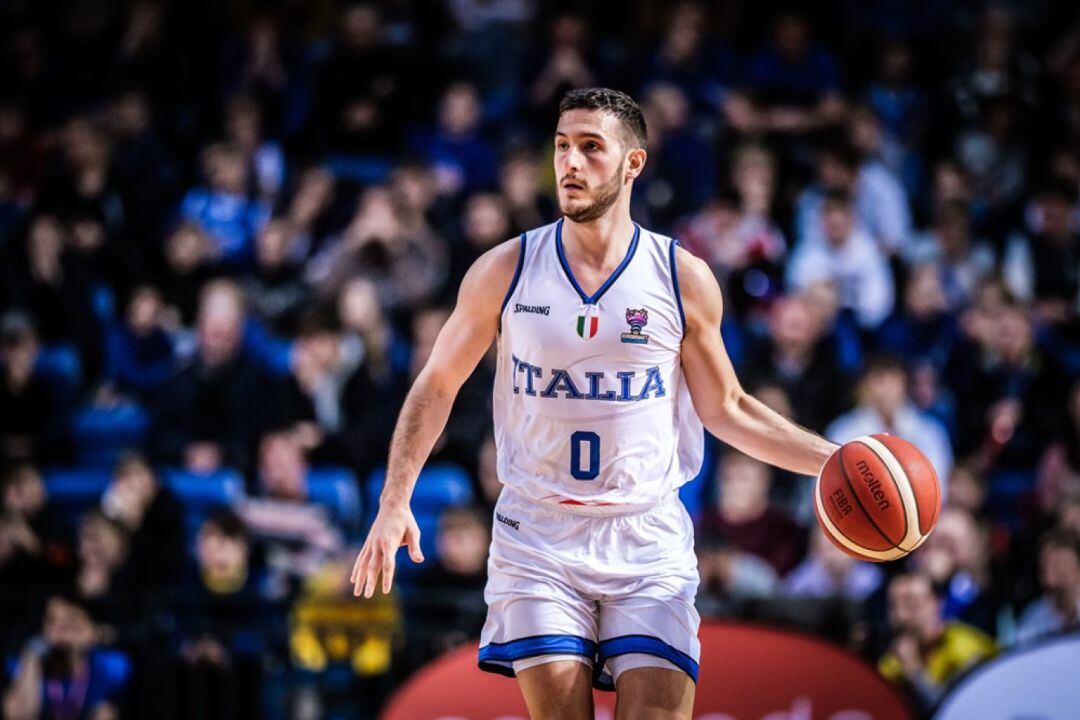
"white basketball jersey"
493,218,705,508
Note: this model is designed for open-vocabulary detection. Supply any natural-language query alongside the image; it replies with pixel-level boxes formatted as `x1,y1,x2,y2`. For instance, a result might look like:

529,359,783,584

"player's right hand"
350,504,424,598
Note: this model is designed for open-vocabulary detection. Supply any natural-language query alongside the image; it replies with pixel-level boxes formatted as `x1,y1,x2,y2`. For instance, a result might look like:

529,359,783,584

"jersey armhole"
668,238,687,336
499,232,528,330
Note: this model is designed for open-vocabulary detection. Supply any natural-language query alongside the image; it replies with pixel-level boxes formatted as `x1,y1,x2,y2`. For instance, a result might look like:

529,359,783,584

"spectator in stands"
275,308,374,467
1037,379,1080,515
72,509,134,635
794,141,910,255
864,40,927,195
1003,182,1080,326
446,192,511,291
99,284,175,403
100,453,183,592
743,293,852,433
313,2,408,155
827,355,953,483
913,507,996,634
698,451,803,576
3,593,129,720
1016,530,1080,644
172,507,276,720
282,166,337,261
1,216,101,383
949,301,1070,470
1,311,71,463
788,190,895,329
406,506,489,667
527,14,597,126
846,105,913,252
784,530,884,602
877,263,961,374
879,572,997,710
696,537,779,618
635,83,715,226
242,219,310,335
904,200,995,311
409,82,498,197
307,185,447,311
499,151,556,236
223,94,285,203
334,278,402,473
0,465,60,617
159,223,214,326
151,280,275,474
725,12,845,137
179,143,271,266
238,430,344,593
680,144,786,303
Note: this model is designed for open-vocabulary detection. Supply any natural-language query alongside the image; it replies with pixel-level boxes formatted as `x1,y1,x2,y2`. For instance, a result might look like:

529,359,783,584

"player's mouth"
561,180,585,191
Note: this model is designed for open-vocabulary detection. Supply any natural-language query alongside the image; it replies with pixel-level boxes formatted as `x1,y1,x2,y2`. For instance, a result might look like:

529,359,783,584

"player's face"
554,109,637,223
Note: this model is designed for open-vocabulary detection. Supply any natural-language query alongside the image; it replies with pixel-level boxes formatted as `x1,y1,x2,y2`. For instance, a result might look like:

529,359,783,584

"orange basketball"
814,434,940,562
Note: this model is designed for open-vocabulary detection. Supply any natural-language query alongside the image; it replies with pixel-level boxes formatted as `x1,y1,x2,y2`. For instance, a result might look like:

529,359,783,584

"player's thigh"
516,659,594,720
614,665,695,720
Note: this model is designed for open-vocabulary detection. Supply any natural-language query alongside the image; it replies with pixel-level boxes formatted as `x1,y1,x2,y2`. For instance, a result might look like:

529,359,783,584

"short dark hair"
822,188,853,209
558,87,647,149
203,506,249,542
1041,528,1080,563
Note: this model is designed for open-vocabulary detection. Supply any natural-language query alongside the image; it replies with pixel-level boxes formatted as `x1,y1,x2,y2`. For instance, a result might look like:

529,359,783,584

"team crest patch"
621,308,650,344
576,313,599,338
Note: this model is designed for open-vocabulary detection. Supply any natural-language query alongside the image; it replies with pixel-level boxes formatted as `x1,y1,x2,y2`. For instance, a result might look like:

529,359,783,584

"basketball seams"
857,435,922,551
814,476,903,561
836,444,901,551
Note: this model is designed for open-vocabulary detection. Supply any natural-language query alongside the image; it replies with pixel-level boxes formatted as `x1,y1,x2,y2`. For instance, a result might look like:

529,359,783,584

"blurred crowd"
1,0,1080,718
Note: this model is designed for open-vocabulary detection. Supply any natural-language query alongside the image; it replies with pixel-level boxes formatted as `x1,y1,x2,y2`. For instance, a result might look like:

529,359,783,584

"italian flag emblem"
576,309,599,339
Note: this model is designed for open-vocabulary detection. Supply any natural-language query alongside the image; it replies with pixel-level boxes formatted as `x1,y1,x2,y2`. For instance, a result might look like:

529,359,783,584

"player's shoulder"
671,243,721,308
457,236,525,309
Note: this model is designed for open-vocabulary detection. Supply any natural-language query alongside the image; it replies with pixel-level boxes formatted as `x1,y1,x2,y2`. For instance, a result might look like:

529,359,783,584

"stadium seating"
71,403,151,467
307,466,362,540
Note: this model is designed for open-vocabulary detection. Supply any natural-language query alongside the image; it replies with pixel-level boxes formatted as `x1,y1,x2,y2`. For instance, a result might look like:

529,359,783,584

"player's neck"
561,206,636,271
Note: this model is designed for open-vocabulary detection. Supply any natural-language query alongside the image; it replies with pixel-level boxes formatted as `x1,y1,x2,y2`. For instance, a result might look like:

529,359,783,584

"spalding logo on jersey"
621,308,649,344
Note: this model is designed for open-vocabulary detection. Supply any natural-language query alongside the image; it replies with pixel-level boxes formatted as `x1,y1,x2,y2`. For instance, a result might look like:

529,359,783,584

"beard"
561,162,624,224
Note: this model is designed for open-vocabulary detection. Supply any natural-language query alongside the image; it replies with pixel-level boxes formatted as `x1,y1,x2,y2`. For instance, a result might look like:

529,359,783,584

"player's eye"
584,142,599,151
557,141,569,150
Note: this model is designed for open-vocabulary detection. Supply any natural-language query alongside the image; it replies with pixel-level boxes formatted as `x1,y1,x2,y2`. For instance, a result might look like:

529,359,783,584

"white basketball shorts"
477,487,701,690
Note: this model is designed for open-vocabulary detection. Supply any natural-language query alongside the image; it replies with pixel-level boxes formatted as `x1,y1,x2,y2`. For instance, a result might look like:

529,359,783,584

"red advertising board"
381,622,912,720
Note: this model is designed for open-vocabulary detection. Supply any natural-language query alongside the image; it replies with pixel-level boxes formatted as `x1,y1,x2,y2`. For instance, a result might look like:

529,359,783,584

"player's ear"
624,147,647,182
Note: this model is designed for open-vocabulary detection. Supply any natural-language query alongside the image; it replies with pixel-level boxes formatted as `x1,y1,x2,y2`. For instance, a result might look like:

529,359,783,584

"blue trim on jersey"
597,635,699,682
554,218,641,305
669,238,686,335
478,634,598,666
500,232,528,315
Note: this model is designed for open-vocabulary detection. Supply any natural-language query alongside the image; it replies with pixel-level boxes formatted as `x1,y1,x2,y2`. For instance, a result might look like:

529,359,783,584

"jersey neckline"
554,217,641,305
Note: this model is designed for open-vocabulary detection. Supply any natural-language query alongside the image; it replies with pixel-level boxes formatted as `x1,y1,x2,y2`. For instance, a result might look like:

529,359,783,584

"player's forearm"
707,391,838,476
379,377,457,509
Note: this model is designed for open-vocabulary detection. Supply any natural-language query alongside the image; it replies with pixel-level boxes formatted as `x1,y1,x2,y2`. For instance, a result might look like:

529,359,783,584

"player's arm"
351,238,520,598
676,247,838,476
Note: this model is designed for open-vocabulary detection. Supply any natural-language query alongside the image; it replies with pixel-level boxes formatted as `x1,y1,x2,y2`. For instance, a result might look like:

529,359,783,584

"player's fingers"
356,546,373,587
381,546,395,594
406,523,424,563
363,546,382,599
351,547,372,594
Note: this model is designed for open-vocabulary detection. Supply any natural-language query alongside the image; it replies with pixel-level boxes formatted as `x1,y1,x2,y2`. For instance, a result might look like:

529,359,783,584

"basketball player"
351,88,839,719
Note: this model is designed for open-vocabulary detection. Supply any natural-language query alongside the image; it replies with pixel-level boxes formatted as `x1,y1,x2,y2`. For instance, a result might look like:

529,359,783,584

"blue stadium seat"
71,403,151,466
161,468,246,543
44,467,112,508
307,466,362,540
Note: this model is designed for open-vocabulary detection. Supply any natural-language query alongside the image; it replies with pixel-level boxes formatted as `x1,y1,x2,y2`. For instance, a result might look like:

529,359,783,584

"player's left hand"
350,504,424,598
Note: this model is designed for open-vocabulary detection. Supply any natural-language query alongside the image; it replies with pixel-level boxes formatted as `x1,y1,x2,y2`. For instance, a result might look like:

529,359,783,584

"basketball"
814,434,941,562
